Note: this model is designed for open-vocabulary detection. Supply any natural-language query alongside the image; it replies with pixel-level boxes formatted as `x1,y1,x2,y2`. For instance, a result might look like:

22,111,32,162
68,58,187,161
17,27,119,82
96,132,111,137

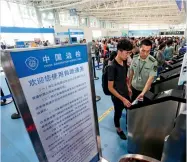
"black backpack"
102,60,127,96
102,65,111,95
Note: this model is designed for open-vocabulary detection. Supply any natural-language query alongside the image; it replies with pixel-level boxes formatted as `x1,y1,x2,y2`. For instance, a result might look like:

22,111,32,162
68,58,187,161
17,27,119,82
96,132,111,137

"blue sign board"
70,32,84,35
8,45,100,162
56,32,69,36
11,46,88,78
15,41,25,48
56,31,84,36
69,29,84,35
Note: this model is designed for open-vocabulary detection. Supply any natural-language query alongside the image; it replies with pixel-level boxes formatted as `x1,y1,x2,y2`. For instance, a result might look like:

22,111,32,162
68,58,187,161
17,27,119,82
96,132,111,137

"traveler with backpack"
106,39,133,140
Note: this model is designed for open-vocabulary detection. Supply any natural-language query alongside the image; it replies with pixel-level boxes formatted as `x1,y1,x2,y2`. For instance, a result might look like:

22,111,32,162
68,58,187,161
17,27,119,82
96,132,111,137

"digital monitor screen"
71,37,77,43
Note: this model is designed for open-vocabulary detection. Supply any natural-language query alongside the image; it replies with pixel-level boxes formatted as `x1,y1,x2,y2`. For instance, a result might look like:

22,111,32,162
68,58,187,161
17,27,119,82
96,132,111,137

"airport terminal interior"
0,0,187,162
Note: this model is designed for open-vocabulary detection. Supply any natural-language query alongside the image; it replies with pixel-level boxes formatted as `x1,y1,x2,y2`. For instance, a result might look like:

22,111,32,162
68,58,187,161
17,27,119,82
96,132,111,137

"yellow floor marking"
98,107,114,122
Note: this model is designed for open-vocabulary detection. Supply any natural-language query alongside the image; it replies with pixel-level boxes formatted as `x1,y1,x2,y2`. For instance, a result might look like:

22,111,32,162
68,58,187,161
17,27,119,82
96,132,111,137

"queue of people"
96,36,185,74
98,36,185,140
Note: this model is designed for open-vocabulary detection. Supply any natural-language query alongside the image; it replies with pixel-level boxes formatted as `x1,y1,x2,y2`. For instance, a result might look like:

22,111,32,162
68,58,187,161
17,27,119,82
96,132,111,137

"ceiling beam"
95,14,184,18
85,13,183,18
85,0,172,10
78,8,180,15
99,19,182,22
39,0,91,11
101,18,181,21
4,0,35,6
114,22,180,25
84,4,176,11
77,8,184,16
99,17,182,21
107,19,180,23
37,0,80,8
80,8,178,12
78,13,184,19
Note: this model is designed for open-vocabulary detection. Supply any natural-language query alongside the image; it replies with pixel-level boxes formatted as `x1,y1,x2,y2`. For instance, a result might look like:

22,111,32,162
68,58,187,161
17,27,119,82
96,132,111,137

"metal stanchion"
96,95,101,102
92,56,101,101
92,56,99,80
90,46,101,102
91,55,101,102
1,88,13,106
5,78,21,119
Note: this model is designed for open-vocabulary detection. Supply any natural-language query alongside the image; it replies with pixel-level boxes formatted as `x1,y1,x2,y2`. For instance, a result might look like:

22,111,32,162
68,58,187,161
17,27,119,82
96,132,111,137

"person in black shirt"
108,39,133,140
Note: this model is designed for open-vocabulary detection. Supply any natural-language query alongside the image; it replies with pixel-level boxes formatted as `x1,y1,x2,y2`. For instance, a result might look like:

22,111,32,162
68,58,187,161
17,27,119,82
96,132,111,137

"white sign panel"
178,53,187,86
9,45,99,162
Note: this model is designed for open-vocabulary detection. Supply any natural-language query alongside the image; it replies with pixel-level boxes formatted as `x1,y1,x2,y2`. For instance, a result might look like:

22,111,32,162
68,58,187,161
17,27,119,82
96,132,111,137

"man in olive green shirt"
129,39,158,101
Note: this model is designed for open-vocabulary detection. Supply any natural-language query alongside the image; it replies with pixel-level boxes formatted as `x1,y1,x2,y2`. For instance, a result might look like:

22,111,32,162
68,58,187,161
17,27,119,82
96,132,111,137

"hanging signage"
1,44,101,162
160,31,184,35
69,29,84,36
56,32,69,36
178,53,187,86
70,32,84,35
176,0,183,11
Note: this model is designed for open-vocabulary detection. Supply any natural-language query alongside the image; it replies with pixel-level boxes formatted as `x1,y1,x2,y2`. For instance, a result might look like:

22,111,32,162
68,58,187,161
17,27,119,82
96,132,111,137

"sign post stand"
89,43,101,102
0,88,13,106
92,56,99,80
0,80,13,106
1,44,105,162
5,78,21,119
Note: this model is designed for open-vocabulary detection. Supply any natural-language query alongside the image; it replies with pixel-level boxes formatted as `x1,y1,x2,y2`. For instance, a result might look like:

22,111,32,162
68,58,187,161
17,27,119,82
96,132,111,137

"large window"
0,0,38,27
0,1,14,26
59,12,79,26
28,7,38,26
41,11,55,27
19,4,38,27
9,2,23,27
19,5,30,18
90,17,99,28
100,21,105,28
106,22,112,29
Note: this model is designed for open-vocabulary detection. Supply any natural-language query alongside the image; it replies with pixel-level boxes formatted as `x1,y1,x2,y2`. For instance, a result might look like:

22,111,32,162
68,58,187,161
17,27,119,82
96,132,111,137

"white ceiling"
5,0,187,25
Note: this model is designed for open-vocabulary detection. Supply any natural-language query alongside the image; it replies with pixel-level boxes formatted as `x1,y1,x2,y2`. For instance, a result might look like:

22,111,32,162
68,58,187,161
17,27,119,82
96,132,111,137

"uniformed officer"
129,39,158,101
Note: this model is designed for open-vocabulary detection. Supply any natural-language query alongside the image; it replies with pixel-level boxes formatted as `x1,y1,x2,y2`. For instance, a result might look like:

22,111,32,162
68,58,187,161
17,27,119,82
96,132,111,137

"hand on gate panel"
137,93,144,101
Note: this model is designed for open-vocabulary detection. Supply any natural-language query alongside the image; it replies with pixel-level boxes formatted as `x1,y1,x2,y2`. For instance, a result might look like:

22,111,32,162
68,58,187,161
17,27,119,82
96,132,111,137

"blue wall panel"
0,26,55,33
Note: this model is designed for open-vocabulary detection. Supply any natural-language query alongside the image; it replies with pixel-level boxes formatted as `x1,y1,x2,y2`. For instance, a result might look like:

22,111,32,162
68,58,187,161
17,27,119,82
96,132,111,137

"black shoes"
117,131,127,140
